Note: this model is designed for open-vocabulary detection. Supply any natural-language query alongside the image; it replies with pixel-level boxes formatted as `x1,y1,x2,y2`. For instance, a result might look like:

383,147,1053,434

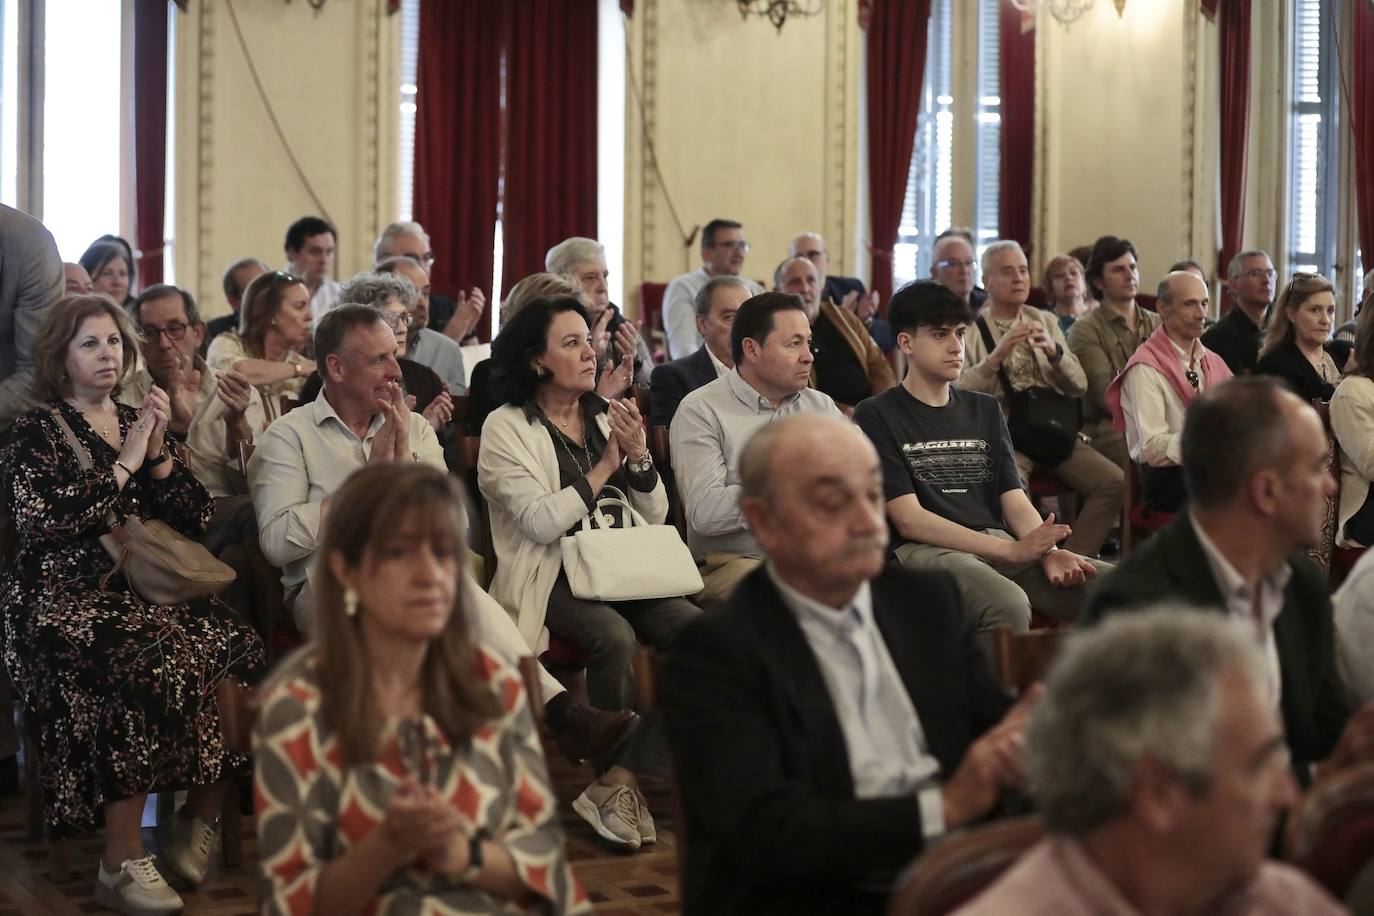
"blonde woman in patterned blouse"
254,463,590,915
205,270,314,420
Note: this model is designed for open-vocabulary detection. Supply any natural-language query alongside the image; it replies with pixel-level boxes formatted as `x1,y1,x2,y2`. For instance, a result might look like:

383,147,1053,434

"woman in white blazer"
477,295,698,850
1332,303,1374,548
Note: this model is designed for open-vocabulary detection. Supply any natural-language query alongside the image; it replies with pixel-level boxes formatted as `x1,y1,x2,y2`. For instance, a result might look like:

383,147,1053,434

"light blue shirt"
407,327,468,395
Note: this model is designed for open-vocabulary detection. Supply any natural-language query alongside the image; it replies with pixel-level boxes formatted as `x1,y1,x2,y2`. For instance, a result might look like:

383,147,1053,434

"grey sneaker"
635,789,656,844
161,812,217,887
94,855,184,915
572,782,641,851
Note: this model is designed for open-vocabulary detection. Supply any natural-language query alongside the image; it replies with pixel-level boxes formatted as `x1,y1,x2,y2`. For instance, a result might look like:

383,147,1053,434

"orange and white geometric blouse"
254,649,592,915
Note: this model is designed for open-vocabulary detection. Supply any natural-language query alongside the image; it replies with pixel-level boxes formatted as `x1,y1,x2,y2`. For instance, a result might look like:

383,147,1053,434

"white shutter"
972,0,1000,256
397,0,421,221
895,0,954,287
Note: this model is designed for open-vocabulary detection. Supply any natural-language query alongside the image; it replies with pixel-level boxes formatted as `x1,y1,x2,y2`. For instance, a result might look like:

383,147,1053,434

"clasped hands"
368,381,414,464
381,778,475,880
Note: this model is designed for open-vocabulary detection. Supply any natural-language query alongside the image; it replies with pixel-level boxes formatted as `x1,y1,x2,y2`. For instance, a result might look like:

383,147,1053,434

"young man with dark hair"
671,291,842,603
283,215,341,322
853,281,1107,632
662,217,764,360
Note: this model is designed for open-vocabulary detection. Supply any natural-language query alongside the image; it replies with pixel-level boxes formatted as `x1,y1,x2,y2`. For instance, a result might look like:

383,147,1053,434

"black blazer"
1254,339,1338,402
1201,306,1264,375
648,345,717,428
660,566,1012,916
1082,516,1350,779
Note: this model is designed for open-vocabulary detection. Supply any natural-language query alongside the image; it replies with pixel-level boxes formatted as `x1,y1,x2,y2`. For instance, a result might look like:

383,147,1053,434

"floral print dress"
254,649,591,916
0,402,266,839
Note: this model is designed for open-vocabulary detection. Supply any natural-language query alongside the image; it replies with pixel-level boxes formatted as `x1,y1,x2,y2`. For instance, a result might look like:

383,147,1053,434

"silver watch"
628,449,653,473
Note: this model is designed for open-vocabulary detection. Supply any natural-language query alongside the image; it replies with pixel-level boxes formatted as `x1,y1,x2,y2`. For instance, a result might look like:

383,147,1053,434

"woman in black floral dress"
0,294,265,914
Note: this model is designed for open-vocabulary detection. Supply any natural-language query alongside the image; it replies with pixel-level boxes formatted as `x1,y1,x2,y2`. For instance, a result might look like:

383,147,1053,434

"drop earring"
343,586,358,618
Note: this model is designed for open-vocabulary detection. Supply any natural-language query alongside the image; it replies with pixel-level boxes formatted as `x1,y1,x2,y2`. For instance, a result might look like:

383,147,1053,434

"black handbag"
976,317,1081,468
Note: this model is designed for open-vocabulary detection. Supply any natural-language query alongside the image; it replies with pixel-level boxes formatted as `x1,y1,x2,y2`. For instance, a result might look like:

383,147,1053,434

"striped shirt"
669,368,842,559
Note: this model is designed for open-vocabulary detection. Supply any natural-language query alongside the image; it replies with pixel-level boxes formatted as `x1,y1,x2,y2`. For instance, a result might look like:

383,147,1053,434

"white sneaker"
94,855,184,915
161,812,217,886
635,789,656,844
572,782,641,851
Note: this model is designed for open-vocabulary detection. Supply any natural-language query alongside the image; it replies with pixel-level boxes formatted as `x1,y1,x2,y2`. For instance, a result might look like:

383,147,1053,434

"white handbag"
560,487,703,602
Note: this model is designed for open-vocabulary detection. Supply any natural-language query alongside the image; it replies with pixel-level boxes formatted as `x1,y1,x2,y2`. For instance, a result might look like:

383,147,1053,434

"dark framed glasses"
140,321,191,342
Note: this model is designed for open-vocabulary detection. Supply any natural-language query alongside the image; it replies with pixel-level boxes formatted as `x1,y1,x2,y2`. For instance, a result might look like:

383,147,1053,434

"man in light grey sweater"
0,204,64,431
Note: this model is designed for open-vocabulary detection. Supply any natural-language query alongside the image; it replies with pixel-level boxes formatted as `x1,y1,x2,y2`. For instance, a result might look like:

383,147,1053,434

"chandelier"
736,0,823,32
1008,0,1127,27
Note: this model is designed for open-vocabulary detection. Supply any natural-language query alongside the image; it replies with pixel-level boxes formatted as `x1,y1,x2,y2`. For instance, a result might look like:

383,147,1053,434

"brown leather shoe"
555,704,638,765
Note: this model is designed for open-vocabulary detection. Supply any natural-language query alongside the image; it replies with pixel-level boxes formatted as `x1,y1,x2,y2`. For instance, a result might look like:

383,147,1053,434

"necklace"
551,414,596,476
70,400,117,440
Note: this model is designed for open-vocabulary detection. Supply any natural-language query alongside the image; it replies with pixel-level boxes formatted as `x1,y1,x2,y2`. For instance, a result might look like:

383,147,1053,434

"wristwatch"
628,449,653,474
458,833,484,883
144,446,171,469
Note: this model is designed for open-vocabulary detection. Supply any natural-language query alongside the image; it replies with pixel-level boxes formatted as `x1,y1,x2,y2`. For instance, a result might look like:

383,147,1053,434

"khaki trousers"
1015,437,1123,558
698,553,765,606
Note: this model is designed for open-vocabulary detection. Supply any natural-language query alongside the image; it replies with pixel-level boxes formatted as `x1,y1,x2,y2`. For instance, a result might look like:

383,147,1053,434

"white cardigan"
1331,375,1374,548
477,403,670,651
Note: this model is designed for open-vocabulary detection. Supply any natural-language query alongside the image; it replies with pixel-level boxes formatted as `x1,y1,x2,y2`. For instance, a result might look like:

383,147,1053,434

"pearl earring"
343,587,358,618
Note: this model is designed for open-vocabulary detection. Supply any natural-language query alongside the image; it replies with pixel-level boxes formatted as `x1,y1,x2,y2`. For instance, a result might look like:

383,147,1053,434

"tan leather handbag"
51,409,236,605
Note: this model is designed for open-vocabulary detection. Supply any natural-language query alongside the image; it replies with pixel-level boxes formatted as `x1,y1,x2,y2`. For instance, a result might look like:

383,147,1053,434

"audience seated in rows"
1108,270,1232,514
374,256,469,395
1255,272,1343,401
477,295,696,849
284,215,341,322
79,237,135,310
789,230,895,352
63,261,93,296
662,414,1033,916
648,276,749,427
1202,249,1276,376
662,218,764,359
670,292,843,603
957,610,1344,915
774,255,895,413
203,257,267,354
957,240,1122,559
546,236,655,386
930,228,988,311
374,220,485,343
853,281,1106,632
1040,252,1093,335
1,293,265,913
246,303,640,835
1067,235,1161,469
1332,305,1374,549
254,463,590,915
1085,377,1374,783
206,270,314,420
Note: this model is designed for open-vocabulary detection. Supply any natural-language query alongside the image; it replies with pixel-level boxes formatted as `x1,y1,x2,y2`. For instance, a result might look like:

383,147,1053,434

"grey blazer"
0,205,63,429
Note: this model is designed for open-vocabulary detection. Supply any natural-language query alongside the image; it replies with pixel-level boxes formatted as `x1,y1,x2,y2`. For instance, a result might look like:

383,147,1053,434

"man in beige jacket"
956,240,1122,558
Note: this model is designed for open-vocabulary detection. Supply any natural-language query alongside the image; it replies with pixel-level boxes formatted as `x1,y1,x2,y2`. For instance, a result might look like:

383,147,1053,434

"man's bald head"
774,256,822,319
1156,270,1209,343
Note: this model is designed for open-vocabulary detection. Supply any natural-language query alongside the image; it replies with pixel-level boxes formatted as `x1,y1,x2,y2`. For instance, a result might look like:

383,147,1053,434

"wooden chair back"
1286,760,1374,899
990,628,1067,693
886,816,1044,916
449,393,472,437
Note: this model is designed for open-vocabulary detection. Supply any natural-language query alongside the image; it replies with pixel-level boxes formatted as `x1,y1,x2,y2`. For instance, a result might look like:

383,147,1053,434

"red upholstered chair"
1121,458,1172,558
637,282,667,335
1137,293,1158,312
887,816,1045,916
1286,761,1374,900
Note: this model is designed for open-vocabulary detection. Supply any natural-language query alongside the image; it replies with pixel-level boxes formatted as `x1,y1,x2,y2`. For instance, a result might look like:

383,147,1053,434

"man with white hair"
957,610,1344,915
546,236,655,386
373,220,485,343
774,255,894,412
957,239,1122,559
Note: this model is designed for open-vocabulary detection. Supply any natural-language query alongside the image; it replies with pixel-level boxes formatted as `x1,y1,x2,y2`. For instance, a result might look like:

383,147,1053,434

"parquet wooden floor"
0,751,682,914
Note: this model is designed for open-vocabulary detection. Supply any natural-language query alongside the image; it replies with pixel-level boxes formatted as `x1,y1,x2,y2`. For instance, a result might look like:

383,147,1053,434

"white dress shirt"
1191,513,1286,709
662,268,762,360
1120,336,1208,467
769,567,946,839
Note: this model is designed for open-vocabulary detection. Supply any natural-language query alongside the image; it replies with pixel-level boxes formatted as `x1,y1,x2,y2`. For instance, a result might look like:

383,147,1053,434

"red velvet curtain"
866,0,931,305
500,0,599,300
133,0,169,288
414,0,503,340
998,5,1035,252
1216,0,1252,310
1353,0,1374,260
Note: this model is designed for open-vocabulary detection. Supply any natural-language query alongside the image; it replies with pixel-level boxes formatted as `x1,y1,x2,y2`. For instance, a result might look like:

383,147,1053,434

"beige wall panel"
624,0,860,302
1037,0,1195,290
173,0,396,319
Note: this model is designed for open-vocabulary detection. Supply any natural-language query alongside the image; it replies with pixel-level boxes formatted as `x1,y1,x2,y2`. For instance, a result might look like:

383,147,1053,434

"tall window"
1287,0,1340,277
1,0,18,207
893,0,1001,288
397,0,419,222
894,0,953,286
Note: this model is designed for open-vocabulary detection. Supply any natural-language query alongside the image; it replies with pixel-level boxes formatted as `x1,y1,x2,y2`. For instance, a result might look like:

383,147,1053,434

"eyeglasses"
270,270,303,284
714,240,751,253
140,321,191,342
936,258,976,270
1185,369,1200,391
381,313,411,332
1242,268,1277,280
